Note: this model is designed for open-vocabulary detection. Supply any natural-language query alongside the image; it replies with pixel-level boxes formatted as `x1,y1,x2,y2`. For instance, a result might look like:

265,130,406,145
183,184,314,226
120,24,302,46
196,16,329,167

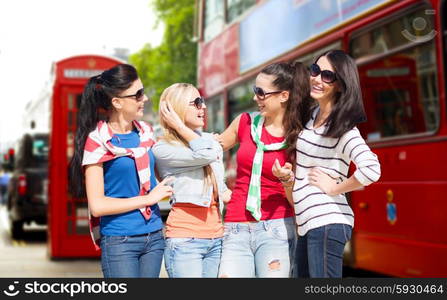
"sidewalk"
0,205,168,278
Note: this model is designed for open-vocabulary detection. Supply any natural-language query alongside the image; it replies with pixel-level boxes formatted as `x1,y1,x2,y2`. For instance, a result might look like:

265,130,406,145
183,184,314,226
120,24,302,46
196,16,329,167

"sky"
0,0,164,148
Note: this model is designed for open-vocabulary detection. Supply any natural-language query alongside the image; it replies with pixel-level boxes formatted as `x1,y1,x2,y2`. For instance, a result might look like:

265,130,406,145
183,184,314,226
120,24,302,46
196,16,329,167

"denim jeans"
218,217,297,278
296,223,352,278
100,229,165,278
164,237,222,278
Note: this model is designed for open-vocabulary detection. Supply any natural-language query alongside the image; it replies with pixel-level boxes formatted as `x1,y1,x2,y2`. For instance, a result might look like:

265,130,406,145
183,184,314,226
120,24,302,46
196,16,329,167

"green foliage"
130,0,197,110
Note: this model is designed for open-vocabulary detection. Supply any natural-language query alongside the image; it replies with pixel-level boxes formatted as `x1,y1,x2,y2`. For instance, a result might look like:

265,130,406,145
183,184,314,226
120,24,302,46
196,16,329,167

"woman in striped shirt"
273,50,381,277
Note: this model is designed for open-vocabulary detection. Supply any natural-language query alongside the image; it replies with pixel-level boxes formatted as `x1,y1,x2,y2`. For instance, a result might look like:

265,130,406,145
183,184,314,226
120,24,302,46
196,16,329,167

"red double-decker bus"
196,0,447,277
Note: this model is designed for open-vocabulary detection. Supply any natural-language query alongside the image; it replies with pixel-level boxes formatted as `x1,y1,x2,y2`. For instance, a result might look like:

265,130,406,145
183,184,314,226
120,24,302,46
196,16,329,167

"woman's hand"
308,168,338,196
272,159,294,188
272,159,294,206
144,176,174,206
272,159,293,180
160,101,185,132
213,133,224,147
221,189,232,204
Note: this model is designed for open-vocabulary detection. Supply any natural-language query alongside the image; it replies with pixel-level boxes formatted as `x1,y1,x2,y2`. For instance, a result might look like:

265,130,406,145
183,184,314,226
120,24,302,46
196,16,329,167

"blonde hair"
158,83,214,193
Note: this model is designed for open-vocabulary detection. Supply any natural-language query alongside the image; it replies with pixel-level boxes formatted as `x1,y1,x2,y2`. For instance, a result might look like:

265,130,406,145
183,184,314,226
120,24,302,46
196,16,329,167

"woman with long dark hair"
273,50,381,277
215,61,309,277
69,64,173,278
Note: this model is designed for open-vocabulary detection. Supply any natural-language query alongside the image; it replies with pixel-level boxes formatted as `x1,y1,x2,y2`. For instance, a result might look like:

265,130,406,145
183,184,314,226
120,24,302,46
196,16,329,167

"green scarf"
247,113,287,221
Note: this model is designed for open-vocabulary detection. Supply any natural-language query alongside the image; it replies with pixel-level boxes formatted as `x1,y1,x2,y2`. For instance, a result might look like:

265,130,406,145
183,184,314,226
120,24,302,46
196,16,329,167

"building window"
204,0,225,42
226,0,256,23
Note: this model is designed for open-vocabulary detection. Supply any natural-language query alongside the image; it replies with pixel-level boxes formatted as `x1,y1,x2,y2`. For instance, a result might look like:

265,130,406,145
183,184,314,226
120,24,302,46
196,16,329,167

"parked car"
7,133,49,239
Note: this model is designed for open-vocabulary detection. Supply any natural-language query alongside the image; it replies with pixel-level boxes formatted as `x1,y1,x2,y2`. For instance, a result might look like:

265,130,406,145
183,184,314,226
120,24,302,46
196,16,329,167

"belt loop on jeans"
262,220,269,231
232,223,239,234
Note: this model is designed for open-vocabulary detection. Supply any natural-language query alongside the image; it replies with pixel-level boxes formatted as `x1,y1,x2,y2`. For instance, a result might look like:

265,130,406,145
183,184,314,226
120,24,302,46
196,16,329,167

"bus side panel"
350,141,447,277
198,24,239,97
354,231,447,277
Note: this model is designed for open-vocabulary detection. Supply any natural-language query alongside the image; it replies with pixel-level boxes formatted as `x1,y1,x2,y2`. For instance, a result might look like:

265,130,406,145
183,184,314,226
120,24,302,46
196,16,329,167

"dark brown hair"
309,50,367,138
69,64,139,198
260,61,311,165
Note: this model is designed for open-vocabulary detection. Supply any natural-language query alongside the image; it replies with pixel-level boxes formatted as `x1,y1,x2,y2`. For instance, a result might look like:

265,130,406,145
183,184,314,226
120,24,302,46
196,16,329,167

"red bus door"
351,51,446,277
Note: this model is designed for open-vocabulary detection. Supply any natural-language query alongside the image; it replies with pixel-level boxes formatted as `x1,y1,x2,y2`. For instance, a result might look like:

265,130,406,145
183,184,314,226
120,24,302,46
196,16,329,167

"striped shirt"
293,108,381,236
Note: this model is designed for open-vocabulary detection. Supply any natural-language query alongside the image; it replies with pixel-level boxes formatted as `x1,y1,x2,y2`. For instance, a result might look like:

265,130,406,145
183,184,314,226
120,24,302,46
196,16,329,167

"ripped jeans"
218,217,297,278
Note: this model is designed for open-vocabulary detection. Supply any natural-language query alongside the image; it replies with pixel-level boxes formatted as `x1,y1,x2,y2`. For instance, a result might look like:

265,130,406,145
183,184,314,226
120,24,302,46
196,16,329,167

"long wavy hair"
158,83,213,193
259,61,311,166
69,64,139,198
305,50,366,138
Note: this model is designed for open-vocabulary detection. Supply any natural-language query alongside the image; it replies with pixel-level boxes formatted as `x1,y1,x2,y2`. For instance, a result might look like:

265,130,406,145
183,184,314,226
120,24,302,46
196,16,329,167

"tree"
130,0,197,110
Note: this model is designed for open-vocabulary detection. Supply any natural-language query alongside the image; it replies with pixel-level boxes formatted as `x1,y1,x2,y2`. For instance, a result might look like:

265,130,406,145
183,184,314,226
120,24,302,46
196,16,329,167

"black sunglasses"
119,87,146,102
189,97,205,109
309,64,337,83
252,86,282,100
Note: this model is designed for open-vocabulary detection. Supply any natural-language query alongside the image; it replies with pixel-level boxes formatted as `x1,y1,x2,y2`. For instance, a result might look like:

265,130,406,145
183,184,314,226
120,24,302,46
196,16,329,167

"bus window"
225,78,256,186
228,77,256,123
204,0,225,42
351,9,436,60
296,42,342,67
226,0,256,23
350,8,439,141
205,94,225,133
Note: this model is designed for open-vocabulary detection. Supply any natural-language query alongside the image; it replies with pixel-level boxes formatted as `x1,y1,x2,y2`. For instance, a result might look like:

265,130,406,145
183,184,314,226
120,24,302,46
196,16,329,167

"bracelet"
281,181,294,188
278,171,295,183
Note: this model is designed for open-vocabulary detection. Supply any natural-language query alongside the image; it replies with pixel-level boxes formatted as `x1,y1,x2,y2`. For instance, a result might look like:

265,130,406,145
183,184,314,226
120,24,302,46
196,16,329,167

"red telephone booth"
47,55,123,258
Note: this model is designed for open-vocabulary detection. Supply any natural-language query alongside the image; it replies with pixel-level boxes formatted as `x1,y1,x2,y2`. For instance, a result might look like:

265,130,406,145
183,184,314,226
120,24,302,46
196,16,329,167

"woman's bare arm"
215,114,242,151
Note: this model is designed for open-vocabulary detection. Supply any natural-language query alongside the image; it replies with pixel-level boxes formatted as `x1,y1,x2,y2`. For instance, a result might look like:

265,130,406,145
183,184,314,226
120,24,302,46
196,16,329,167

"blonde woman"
152,83,231,278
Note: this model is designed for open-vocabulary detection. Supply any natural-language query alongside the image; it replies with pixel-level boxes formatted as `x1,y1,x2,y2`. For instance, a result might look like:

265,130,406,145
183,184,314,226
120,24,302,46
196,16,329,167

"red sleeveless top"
224,113,295,222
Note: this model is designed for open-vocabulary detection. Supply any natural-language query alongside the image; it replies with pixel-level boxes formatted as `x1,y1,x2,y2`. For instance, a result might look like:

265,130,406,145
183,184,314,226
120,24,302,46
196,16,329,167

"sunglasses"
252,86,282,100
309,64,337,83
119,87,146,102
189,97,205,109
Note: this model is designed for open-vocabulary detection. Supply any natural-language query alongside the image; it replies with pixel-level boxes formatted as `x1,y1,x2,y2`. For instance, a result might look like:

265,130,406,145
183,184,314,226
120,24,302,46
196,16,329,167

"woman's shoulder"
237,112,252,127
341,126,361,137
135,120,154,133
338,126,365,144
152,138,183,151
200,131,223,150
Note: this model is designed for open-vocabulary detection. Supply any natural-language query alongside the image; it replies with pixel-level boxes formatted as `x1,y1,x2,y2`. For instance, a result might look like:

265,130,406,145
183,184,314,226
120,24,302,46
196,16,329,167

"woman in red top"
217,61,310,277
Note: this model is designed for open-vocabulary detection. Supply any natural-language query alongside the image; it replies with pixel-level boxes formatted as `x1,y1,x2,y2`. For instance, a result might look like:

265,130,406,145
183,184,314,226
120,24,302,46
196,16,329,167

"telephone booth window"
66,93,89,235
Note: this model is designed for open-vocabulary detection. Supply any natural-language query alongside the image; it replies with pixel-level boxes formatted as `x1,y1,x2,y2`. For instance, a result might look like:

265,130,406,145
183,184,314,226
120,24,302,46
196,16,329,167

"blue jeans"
218,217,297,278
100,229,165,278
296,223,352,278
164,237,222,278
